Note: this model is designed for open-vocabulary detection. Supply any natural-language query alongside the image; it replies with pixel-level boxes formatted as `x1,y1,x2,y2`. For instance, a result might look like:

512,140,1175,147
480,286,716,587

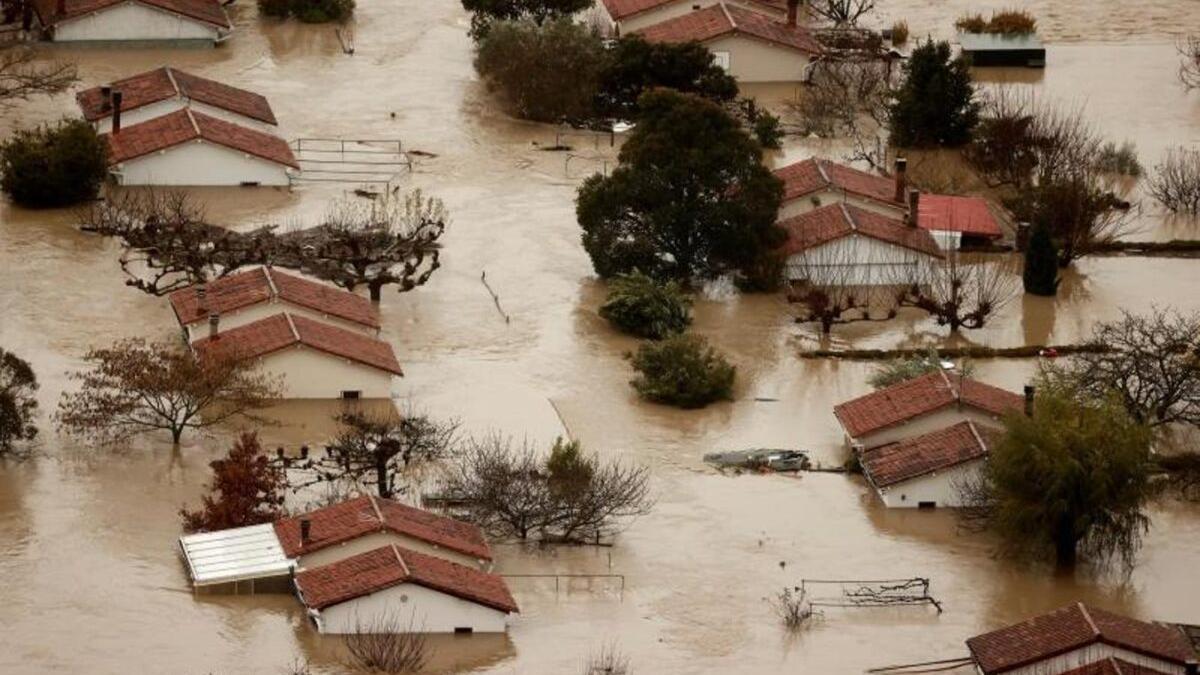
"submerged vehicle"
704,448,812,472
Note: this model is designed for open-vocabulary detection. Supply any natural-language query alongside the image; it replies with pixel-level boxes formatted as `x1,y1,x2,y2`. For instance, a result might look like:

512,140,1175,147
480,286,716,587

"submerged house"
599,0,790,34
833,370,1025,450
859,420,995,508
102,108,298,187
635,3,821,83
966,603,1198,674
168,267,380,343
916,193,1005,251
779,202,942,286
959,32,1046,69
773,157,908,221
294,545,519,634
78,68,278,134
29,0,232,44
190,313,402,399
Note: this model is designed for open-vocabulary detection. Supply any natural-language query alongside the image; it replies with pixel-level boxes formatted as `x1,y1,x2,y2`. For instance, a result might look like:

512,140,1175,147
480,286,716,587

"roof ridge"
391,544,410,577
263,266,280,301
185,107,201,136
368,494,386,525
840,202,856,231
966,420,987,453
284,312,300,342
163,66,183,99
719,1,736,29
1079,602,1102,638
814,159,832,187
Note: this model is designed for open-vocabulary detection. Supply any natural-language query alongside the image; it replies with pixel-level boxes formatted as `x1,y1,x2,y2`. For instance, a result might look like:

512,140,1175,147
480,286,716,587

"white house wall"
298,531,486,571
51,2,220,42
779,189,907,221
874,458,984,508
97,99,275,134
315,582,509,634
849,406,1006,450
988,644,1186,675
184,302,376,342
786,233,933,286
255,346,395,399
113,141,291,187
704,34,810,83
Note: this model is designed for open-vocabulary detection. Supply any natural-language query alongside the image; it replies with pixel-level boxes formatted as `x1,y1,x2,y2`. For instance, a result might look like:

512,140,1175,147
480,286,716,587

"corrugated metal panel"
179,524,295,587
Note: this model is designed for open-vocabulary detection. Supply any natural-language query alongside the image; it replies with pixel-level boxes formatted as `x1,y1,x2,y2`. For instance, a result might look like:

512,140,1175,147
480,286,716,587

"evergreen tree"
1022,222,1060,296
888,40,979,147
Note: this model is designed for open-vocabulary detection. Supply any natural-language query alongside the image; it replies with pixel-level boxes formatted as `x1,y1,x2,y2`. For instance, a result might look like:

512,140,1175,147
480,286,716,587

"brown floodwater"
3,2,1200,673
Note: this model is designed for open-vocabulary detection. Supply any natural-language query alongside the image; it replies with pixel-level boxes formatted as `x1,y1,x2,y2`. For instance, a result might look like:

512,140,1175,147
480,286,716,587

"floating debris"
704,448,812,473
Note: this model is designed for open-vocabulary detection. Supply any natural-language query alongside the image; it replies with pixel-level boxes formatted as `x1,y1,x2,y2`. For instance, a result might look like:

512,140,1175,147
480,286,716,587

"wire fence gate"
289,137,413,187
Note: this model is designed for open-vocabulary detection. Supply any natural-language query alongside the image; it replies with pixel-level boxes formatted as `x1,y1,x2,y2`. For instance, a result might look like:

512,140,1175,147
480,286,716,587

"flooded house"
168,268,381,343
77,68,279,134
634,2,821,83
773,157,909,221
966,603,1199,674
101,108,298,187
916,193,1005,251
293,545,519,634
833,370,1025,451
598,0,790,35
190,313,402,399
858,420,996,508
27,0,232,44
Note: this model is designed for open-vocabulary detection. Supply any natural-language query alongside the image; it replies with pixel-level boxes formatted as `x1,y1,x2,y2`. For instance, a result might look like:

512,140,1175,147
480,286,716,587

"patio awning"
179,523,295,587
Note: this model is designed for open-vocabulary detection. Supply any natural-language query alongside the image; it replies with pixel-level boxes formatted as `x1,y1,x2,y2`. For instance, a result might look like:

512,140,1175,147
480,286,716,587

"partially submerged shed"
959,32,1046,68
179,524,295,594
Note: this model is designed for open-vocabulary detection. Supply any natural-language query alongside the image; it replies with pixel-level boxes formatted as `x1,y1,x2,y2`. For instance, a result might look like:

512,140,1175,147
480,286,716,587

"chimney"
786,0,799,26
300,518,311,544
99,85,112,112
1024,385,1035,417
196,284,207,313
1184,661,1197,675
894,157,907,203
110,90,123,134
906,188,920,228
208,312,220,339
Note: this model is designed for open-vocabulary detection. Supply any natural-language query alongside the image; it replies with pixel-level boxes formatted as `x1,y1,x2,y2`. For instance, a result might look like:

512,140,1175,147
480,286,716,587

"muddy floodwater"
3,1,1200,673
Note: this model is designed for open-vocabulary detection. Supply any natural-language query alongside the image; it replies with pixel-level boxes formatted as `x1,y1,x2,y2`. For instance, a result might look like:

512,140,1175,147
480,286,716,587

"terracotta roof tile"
295,544,518,614
833,371,1024,440
967,603,1196,674
774,158,903,207
636,3,821,55
274,495,492,561
103,109,298,169
1060,658,1174,675
191,313,403,376
168,268,380,330
77,68,277,125
919,194,1003,238
779,202,943,258
861,421,992,488
602,0,786,20
33,0,230,28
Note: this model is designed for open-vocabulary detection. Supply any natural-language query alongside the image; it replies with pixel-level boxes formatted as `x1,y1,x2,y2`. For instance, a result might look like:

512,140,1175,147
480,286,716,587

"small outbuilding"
29,0,232,44
78,67,278,134
190,313,402,400
178,523,296,594
169,267,381,343
599,0,789,34
916,193,1005,250
859,420,995,508
959,32,1046,68
294,544,519,634
773,157,908,221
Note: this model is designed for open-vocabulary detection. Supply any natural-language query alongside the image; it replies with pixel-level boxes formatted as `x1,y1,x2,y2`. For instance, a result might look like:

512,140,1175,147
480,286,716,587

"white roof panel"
179,523,295,586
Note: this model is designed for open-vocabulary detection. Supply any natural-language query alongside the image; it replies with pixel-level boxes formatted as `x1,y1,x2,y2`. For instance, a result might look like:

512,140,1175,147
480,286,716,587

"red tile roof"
636,3,821,55
774,158,904,207
77,68,277,125
861,421,993,488
779,202,942,258
967,603,1196,674
919,194,1003,238
103,108,299,170
191,313,403,376
294,544,518,614
168,268,380,330
274,495,492,562
833,370,1024,440
33,0,230,28
602,0,786,20
1060,658,1175,675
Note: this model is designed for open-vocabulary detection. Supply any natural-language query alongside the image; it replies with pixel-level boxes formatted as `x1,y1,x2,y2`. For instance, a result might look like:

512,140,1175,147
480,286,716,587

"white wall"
97,99,276,134
255,346,395,399
986,644,1186,675
780,189,907,221
785,233,933,286
51,2,221,42
113,141,291,187
185,302,376,342
848,406,1006,450
316,582,510,634
298,532,486,571
874,458,984,508
705,34,811,83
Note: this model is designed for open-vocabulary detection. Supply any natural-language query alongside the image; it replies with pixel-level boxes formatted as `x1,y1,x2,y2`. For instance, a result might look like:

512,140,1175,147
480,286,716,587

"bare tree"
808,0,876,26
282,410,458,499
443,435,554,540
768,587,814,631
343,612,430,674
894,254,1017,333
56,338,281,445
791,58,898,170
582,643,631,675
0,48,77,109
1180,35,1200,89
1149,147,1200,214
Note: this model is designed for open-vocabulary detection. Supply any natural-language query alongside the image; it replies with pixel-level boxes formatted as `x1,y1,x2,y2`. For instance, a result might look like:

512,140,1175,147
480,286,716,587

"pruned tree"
787,244,899,334
180,432,287,533
1148,147,1200,214
56,339,281,445
1180,35,1200,89
894,254,1017,333
0,347,38,458
808,0,875,26
0,48,77,109
283,410,458,499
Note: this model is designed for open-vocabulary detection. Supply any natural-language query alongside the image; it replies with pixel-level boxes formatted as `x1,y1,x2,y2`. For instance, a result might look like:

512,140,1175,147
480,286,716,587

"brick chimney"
1024,385,1035,417
786,0,800,26
208,312,220,339
195,284,207,314
99,85,112,112
893,157,907,203
906,188,920,228
300,518,311,544
110,90,123,134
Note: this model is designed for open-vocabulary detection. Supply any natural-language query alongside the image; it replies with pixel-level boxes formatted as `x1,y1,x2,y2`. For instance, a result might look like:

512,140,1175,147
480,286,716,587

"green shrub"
257,0,353,22
628,334,735,408
0,119,108,208
891,20,909,45
600,271,692,339
868,348,971,389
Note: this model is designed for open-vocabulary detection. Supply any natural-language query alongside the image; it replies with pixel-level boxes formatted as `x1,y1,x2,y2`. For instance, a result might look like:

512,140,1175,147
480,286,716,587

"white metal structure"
179,524,294,588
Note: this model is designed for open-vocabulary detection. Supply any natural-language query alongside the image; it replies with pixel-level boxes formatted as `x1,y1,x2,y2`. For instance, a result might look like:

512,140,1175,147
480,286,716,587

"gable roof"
1060,658,1174,675
77,68,277,125
919,194,1003,238
774,157,903,208
602,0,786,20
636,3,821,55
861,420,994,488
33,0,231,28
103,108,299,170
274,495,492,562
168,268,380,330
779,202,943,258
294,544,518,614
967,603,1196,674
191,313,403,376
833,370,1024,440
